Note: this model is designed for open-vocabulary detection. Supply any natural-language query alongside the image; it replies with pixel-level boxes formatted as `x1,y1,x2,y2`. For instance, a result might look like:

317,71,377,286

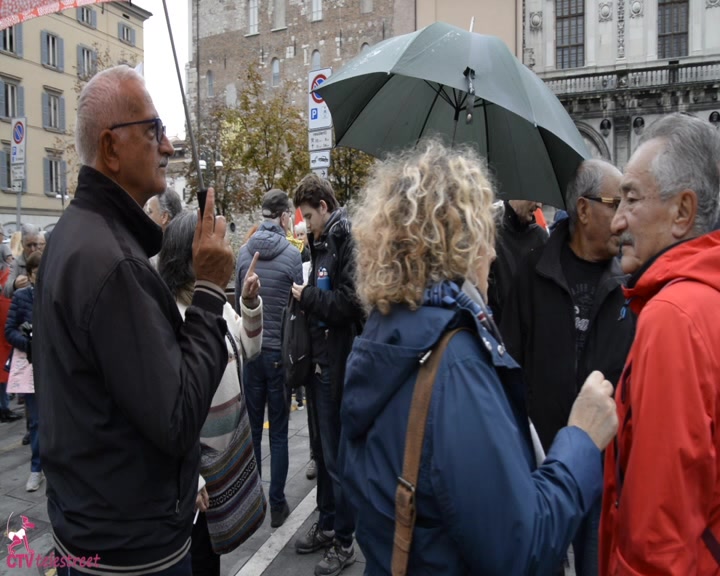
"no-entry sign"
308,68,332,131
11,117,26,165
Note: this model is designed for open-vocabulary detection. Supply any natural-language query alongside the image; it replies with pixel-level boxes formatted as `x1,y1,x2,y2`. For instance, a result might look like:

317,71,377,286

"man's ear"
319,200,328,215
576,197,590,225
98,130,120,174
672,189,698,239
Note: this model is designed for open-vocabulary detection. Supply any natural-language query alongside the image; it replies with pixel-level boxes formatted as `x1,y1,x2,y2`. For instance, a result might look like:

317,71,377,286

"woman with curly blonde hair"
340,140,617,575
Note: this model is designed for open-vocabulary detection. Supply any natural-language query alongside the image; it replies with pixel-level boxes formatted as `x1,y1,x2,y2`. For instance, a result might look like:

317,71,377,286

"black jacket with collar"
300,208,364,403
500,218,636,451
488,201,548,325
34,166,229,570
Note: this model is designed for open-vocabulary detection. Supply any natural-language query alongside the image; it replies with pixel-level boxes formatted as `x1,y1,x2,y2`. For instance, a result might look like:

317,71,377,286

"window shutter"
131,28,136,46
0,81,6,118
91,50,97,75
59,96,66,132
58,37,64,72
76,7,82,21
16,24,23,57
42,93,49,128
43,158,50,195
17,86,24,117
41,31,48,65
91,10,97,28
118,22,123,40
77,45,83,76
0,150,7,189
61,161,67,194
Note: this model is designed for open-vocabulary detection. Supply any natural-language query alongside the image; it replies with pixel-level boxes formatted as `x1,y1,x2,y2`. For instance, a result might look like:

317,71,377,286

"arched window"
207,70,214,97
271,58,280,87
361,43,370,54
311,50,321,70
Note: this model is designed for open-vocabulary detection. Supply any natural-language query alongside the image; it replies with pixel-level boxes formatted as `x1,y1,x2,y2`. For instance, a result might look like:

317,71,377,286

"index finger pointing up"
246,251,260,278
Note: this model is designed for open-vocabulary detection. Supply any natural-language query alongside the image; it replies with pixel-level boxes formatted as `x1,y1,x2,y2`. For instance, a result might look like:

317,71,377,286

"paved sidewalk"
0,398,365,576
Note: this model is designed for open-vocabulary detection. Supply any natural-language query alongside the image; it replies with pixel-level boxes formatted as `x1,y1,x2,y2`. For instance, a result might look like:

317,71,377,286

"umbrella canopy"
0,1,121,30
316,22,590,208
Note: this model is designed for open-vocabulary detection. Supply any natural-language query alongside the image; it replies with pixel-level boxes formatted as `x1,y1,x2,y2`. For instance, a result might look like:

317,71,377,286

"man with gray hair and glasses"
34,65,235,575
599,113,720,574
4,224,42,298
146,188,183,232
501,158,635,576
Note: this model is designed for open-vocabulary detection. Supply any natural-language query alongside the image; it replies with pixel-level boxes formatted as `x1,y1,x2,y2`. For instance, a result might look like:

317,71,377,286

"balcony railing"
543,60,720,97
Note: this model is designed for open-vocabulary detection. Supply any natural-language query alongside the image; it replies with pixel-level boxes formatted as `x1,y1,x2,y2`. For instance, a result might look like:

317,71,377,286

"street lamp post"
55,193,70,211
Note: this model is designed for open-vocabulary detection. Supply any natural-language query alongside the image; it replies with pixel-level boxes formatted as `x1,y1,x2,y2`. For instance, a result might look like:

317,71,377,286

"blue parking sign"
311,108,319,120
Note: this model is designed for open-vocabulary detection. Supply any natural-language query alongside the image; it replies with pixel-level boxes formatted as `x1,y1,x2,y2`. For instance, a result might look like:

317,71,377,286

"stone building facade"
525,0,720,171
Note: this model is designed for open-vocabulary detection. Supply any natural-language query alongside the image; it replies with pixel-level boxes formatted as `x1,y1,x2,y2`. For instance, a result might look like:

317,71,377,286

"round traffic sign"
311,74,327,104
12,121,24,145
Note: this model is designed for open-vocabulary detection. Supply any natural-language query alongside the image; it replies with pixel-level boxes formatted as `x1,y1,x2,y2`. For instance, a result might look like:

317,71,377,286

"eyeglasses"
583,196,621,210
109,117,166,144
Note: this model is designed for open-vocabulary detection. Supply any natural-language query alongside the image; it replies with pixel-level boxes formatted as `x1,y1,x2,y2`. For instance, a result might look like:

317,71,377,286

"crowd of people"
1,61,717,576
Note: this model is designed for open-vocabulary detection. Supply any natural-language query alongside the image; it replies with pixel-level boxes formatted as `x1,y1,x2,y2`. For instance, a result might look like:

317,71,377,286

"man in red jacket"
600,113,720,575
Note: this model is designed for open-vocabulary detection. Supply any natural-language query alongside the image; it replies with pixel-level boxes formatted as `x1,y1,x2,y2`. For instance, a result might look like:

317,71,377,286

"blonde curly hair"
352,139,497,315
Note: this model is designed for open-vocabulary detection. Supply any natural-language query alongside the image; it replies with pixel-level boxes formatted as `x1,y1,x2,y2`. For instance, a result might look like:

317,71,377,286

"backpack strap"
703,527,720,566
391,328,465,576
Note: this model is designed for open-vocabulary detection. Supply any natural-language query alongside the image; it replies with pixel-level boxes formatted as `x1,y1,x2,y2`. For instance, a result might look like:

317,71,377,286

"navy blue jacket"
5,285,33,352
340,303,602,575
235,222,302,351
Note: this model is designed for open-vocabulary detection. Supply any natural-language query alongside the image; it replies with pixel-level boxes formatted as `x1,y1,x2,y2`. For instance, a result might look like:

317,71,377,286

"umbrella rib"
417,85,444,145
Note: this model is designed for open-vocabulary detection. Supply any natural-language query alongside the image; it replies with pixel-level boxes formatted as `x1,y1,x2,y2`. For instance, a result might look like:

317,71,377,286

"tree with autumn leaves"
186,64,308,217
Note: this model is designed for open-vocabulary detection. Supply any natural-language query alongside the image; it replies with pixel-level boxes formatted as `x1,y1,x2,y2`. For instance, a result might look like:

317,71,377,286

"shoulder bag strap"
391,328,466,576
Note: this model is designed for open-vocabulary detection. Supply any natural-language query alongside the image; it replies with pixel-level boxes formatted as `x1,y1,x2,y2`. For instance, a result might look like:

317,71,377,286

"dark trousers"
25,393,40,472
243,349,289,510
191,513,220,576
306,367,355,547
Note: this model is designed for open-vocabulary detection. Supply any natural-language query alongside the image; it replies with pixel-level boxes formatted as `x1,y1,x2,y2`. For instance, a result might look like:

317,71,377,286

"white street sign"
310,150,331,169
10,117,26,165
312,167,328,179
11,180,23,192
309,128,333,151
308,68,333,131
11,164,24,181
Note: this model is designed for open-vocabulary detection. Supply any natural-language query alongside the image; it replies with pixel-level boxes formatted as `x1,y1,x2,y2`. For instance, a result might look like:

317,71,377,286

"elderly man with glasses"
500,158,636,576
33,65,235,575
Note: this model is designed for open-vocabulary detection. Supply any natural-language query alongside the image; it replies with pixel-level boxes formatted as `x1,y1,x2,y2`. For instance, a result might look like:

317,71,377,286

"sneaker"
314,542,356,576
26,471,44,492
295,522,334,554
297,404,305,411
3,410,22,421
270,501,290,528
306,459,317,480
21,432,30,445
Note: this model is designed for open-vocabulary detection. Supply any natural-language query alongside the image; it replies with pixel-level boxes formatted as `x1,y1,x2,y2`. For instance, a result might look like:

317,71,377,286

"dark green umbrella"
316,22,590,208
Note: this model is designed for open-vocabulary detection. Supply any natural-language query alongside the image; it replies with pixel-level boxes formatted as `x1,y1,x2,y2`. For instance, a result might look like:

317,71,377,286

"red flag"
0,1,123,31
294,207,304,226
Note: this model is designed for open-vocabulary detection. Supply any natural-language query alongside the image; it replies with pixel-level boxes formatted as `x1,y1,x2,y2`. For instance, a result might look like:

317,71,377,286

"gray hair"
157,189,183,222
158,210,196,298
566,159,620,233
76,65,146,166
295,220,306,234
642,113,720,235
21,224,39,242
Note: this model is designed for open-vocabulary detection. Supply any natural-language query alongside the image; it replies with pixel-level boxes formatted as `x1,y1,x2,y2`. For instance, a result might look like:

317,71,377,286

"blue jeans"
243,349,289,510
25,393,41,473
572,495,601,576
306,367,355,547
56,552,191,576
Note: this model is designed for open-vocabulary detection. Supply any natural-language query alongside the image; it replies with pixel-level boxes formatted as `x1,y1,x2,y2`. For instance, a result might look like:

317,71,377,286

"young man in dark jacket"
33,65,234,574
291,174,364,576
500,159,635,576
235,188,303,528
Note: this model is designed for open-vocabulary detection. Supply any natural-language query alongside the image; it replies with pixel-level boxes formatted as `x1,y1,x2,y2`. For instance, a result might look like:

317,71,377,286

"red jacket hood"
624,230,720,315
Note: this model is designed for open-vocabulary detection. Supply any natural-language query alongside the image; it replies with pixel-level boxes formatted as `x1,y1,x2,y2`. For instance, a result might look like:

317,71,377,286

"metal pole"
15,184,21,229
161,0,205,191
